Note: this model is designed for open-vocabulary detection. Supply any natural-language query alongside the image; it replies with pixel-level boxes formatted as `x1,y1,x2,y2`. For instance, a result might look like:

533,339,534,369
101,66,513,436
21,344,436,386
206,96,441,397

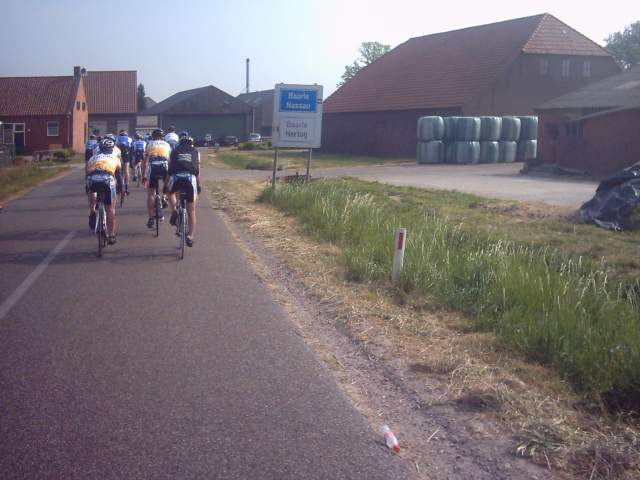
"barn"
236,89,274,137
536,65,640,177
143,85,252,141
322,13,620,157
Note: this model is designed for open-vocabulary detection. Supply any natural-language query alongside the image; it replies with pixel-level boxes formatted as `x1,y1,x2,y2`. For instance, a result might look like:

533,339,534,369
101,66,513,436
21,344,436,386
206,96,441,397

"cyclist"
143,128,171,228
85,137,123,245
132,133,146,182
168,131,201,247
116,130,132,194
85,134,98,162
164,125,179,150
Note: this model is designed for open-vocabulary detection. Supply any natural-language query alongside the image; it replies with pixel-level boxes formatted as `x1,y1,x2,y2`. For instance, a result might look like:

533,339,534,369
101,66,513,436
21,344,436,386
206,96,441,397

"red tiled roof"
85,71,137,114
523,14,610,56
325,13,611,113
0,76,76,115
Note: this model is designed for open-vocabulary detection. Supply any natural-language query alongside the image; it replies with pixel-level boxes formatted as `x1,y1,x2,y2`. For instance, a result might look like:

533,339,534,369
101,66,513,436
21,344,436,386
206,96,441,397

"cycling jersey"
165,132,179,149
86,139,98,151
146,140,171,160
86,151,121,176
133,139,146,152
117,135,132,149
169,144,200,176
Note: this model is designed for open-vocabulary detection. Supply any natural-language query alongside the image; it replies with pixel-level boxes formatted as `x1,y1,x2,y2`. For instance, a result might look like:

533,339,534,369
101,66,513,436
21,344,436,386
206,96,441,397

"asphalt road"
0,170,408,479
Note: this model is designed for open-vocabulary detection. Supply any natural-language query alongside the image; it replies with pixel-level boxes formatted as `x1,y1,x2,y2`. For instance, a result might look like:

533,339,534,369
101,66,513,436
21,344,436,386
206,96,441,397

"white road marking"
0,231,75,321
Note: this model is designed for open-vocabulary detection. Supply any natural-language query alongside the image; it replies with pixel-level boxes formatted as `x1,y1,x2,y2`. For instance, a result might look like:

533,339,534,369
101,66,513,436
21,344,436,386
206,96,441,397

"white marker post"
392,228,407,284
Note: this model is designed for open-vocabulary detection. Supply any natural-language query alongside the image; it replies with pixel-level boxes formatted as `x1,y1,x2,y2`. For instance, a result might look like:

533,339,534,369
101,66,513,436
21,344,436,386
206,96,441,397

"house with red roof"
322,13,620,157
85,70,137,136
535,65,640,177
0,67,88,154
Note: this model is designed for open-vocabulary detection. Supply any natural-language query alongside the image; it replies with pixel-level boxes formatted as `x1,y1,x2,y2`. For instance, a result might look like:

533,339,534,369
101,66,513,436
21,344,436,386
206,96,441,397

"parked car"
194,133,215,147
219,135,239,146
247,133,261,143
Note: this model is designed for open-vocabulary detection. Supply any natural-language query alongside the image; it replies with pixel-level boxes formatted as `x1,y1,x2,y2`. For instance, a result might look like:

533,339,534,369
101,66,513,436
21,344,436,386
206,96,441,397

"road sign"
272,84,323,148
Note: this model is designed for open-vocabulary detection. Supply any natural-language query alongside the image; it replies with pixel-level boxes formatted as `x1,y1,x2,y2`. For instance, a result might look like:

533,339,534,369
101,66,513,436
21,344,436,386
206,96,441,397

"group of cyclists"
84,125,201,248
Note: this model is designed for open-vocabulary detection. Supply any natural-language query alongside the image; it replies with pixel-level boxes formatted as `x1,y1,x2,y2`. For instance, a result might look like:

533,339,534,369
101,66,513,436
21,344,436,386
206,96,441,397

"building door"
14,123,25,154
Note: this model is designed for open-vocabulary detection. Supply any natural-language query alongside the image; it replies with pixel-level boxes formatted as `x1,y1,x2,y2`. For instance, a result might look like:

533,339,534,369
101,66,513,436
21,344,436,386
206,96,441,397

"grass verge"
213,149,411,170
0,161,70,203
260,178,640,407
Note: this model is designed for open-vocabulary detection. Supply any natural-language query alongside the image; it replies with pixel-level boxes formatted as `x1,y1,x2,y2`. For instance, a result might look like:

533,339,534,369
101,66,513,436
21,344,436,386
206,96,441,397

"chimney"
73,66,81,77
246,58,250,94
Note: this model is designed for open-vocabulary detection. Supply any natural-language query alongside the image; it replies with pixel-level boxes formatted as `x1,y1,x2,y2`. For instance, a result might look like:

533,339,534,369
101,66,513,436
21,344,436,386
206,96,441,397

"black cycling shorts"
146,160,168,189
169,173,197,203
86,172,116,205
119,148,131,164
133,150,144,163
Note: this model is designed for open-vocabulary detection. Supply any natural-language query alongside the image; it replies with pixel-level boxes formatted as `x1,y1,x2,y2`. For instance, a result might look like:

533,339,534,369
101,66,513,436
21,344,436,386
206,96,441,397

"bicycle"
175,189,189,259
152,182,162,237
95,191,108,257
134,160,142,188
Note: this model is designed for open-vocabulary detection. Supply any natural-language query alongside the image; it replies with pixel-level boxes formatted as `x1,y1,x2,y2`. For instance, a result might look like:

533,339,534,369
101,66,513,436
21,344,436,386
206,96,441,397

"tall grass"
261,180,640,404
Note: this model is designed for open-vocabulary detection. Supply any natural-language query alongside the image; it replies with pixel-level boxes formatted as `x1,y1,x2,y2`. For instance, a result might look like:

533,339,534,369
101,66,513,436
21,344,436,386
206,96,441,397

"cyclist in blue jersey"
132,134,146,182
116,130,133,194
85,134,98,163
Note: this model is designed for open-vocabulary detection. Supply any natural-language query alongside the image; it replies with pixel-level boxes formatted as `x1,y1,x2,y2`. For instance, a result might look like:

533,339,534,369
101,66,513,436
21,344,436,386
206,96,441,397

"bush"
238,142,256,151
52,148,74,162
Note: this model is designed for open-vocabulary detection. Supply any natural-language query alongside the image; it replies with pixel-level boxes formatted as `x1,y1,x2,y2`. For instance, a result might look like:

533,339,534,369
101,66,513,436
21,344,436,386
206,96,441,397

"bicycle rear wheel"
154,188,161,238
97,202,106,257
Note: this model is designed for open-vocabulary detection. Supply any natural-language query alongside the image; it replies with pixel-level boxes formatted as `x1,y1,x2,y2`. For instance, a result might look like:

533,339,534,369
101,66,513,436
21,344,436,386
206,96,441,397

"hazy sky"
1,0,637,101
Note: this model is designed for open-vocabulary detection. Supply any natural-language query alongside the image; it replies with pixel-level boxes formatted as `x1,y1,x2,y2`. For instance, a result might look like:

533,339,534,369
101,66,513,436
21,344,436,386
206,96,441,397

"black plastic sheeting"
580,163,640,231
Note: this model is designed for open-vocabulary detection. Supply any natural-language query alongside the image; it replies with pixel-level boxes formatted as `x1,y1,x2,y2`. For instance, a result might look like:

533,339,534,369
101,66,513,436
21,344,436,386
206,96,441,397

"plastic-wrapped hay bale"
453,141,480,164
498,141,517,163
455,117,481,141
445,142,457,163
500,116,521,141
479,141,500,163
517,140,537,162
518,116,538,140
443,117,459,140
417,116,445,141
417,141,444,164
480,116,502,141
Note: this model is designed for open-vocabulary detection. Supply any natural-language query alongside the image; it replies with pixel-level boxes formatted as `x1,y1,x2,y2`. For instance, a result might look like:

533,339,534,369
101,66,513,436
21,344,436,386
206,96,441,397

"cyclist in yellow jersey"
86,137,123,244
142,128,172,228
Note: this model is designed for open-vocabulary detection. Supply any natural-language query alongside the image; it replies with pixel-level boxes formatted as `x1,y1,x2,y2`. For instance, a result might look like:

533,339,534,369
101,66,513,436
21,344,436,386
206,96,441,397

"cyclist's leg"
122,155,130,191
105,176,117,238
186,176,197,238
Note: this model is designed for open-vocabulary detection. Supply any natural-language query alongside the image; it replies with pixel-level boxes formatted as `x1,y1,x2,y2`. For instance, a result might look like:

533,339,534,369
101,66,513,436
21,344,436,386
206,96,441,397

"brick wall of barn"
538,107,640,177
465,54,620,116
0,115,79,153
321,108,461,157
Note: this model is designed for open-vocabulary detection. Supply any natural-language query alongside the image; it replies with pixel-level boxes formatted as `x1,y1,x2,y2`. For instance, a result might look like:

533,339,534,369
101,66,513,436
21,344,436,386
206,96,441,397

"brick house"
236,89,274,137
322,13,620,157
0,66,88,154
85,70,137,136
535,65,640,177
143,85,252,141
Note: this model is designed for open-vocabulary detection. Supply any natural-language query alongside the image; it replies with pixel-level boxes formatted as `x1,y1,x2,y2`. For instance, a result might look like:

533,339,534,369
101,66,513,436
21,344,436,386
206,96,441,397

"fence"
0,145,16,167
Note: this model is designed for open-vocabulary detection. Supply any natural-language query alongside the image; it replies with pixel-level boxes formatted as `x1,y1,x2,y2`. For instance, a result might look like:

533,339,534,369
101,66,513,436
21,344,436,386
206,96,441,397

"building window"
2,124,14,144
562,59,571,78
76,101,81,110
583,61,591,77
539,58,549,76
47,121,60,136
82,102,86,111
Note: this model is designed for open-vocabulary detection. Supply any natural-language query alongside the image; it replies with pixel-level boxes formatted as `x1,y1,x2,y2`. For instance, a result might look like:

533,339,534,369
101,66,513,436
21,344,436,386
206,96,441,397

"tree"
337,41,391,87
605,21,640,69
137,83,146,111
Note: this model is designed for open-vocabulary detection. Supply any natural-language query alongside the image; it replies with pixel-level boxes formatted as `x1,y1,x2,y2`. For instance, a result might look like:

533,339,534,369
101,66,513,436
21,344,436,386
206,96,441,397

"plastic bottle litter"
381,425,400,453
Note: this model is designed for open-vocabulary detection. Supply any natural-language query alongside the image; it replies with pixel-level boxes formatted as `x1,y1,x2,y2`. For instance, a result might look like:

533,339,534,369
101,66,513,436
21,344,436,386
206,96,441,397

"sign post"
271,84,323,186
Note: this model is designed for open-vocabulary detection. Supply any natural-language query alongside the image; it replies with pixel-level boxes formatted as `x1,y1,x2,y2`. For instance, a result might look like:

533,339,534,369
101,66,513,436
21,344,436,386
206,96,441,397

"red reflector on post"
397,231,404,250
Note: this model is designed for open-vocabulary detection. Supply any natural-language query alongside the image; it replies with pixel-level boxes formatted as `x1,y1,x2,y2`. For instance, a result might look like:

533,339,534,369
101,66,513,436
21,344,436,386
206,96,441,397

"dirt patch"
206,179,640,479
468,200,580,222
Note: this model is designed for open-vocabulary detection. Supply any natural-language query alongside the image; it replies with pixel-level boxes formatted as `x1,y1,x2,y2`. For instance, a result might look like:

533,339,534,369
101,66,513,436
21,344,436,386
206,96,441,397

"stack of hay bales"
417,116,445,164
416,115,538,164
517,116,538,162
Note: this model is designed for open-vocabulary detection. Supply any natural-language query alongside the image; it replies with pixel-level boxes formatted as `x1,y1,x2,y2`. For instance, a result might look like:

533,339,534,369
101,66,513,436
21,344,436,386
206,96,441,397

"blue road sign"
279,89,317,113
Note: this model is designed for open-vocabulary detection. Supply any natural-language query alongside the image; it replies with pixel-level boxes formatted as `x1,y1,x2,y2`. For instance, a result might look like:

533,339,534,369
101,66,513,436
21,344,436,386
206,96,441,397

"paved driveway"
208,162,598,208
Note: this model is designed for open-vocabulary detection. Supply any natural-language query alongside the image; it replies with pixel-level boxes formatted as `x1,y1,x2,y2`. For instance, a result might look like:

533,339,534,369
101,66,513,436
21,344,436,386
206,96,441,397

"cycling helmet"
167,125,176,132
134,134,142,140
89,134,96,140
119,130,127,136
151,128,164,140
101,137,115,150
179,134,193,146
105,133,116,141
96,136,103,142
178,130,189,139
